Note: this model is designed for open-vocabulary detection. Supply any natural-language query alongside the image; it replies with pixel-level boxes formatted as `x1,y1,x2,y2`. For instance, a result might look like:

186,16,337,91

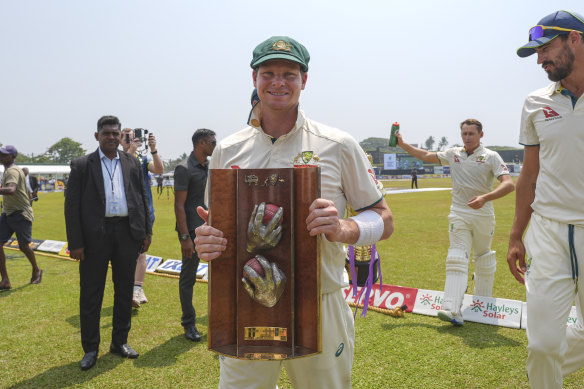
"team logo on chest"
292,150,320,166
476,155,486,164
542,106,562,122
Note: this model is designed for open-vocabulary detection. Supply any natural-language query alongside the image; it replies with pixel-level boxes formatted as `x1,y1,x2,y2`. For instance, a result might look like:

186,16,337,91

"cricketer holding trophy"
194,36,393,388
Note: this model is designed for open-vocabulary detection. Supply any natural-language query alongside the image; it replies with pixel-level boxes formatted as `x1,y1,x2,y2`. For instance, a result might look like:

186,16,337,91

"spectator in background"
411,168,418,189
174,128,216,342
120,128,163,308
22,168,39,205
22,168,33,200
65,115,152,370
0,145,43,290
156,174,163,195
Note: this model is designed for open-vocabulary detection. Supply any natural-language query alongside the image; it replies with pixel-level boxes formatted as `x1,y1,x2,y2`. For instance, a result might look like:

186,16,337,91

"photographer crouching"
120,128,163,307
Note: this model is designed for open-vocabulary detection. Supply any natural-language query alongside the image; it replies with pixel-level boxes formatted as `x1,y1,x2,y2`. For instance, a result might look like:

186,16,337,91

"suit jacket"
64,148,152,250
29,176,39,192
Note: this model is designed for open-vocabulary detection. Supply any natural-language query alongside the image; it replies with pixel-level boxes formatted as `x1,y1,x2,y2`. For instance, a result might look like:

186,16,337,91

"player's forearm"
0,184,16,195
399,141,439,163
339,201,393,244
483,179,515,202
150,153,164,174
509,175,536,240
174,204,189,235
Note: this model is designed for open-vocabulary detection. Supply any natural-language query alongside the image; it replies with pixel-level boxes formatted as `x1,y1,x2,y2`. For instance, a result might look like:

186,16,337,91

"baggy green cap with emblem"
250,36,310,72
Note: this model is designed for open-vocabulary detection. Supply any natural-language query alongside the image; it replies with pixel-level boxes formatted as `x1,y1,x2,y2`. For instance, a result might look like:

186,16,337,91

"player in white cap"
508,10,584,388
193,36,394,388
396,120,514,325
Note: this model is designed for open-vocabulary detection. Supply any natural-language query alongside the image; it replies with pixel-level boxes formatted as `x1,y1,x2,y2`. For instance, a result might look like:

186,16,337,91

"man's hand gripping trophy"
243,202,286,307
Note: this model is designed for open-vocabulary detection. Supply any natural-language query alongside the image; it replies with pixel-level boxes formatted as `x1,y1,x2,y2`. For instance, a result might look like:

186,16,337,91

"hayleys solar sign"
412,289,522,328
343,283,523,329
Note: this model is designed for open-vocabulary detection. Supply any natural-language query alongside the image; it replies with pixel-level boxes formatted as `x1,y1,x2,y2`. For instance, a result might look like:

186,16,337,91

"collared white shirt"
520,81,584,225
208,109,383,293
99,148,128,217
437,144,509,217
25,175,32,195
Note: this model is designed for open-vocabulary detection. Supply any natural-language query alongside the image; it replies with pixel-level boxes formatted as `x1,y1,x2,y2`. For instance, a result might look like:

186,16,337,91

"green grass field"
1,181,583,388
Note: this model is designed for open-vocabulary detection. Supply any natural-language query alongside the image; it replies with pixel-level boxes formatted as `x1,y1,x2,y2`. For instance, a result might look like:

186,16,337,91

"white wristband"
349,210,384,246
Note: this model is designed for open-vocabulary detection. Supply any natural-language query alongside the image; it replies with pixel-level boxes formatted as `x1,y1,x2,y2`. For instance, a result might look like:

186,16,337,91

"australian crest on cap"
272,40,292,51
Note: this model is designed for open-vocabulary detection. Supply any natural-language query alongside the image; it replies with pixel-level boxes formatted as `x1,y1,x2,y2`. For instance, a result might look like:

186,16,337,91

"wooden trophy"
208,167,321,360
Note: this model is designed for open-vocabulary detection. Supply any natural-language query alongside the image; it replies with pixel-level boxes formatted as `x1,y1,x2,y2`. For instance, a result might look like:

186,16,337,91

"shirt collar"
248,108,307,142
98,148,120,161
463,143,484,156
189,152,207,168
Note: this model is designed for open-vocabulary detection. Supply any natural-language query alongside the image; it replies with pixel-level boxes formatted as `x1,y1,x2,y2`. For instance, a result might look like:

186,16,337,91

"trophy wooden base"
208,167,321,360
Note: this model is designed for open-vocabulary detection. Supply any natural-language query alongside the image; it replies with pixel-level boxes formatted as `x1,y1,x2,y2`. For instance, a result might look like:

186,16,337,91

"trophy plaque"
208,167,321,360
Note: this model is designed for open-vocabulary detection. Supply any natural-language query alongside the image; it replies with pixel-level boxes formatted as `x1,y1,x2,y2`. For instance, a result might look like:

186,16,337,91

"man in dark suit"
65,115,152,371
29,174,38,202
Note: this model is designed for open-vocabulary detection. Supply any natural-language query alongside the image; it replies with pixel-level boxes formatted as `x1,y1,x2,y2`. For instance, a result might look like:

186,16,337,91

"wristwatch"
179,234,191,242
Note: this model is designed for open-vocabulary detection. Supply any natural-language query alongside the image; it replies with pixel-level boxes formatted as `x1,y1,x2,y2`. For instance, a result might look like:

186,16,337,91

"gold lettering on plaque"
262,174,286,187
244,353,287,360
245,327,288,341
245,175,259,186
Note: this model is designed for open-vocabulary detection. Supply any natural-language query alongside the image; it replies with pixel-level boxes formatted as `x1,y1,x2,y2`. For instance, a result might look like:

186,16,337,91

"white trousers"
525,213,584,389
218,289,355,389
447,212,495,260
442,212,495,313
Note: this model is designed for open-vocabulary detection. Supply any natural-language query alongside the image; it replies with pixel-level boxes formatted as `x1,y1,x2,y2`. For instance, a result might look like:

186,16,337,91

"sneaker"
138,288,148,304
132,289,141,308
437,310,464,326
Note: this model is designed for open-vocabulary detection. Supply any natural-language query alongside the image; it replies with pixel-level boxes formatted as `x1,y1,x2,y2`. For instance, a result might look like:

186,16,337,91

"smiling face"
536,35,576,81
460,124,483,153
252,59,307,112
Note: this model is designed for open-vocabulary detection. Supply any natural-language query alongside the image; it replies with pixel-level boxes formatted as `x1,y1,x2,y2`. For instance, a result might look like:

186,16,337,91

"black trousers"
411,176,418,189
179,233,200,329
79,218,141,352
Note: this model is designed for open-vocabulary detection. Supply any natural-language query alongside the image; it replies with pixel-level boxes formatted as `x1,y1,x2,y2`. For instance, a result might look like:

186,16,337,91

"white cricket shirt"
520,81,584,225
208,109,383,293
437,144,509,217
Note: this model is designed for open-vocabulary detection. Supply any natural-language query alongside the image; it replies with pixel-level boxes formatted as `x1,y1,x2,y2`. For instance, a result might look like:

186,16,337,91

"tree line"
0,138,190,173
0,138,87,165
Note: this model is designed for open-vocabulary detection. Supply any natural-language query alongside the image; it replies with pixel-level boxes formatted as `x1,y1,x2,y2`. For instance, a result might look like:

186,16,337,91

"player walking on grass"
507,10,584,388
396,120,514,326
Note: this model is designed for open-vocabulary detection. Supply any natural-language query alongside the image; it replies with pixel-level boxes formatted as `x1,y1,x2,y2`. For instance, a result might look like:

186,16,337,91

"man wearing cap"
508,10,584,388
194,36,393,388
0,145,43,290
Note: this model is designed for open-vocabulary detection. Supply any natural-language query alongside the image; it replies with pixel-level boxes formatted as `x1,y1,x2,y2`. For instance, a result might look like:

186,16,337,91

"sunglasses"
529,25,578,41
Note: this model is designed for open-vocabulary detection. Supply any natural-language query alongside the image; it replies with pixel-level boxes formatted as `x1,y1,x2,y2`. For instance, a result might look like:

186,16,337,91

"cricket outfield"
1,179,583,388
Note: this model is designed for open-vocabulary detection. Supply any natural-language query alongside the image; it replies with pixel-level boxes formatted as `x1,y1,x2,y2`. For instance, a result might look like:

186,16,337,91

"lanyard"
101,158,119,196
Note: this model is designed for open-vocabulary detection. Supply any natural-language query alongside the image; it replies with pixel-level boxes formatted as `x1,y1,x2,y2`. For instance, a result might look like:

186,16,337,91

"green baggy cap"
251,36,310,72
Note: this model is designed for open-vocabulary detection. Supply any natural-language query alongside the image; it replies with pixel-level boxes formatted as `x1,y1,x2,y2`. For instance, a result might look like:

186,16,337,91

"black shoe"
80,351,98,371
109,343,139,359
185,326,201,342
